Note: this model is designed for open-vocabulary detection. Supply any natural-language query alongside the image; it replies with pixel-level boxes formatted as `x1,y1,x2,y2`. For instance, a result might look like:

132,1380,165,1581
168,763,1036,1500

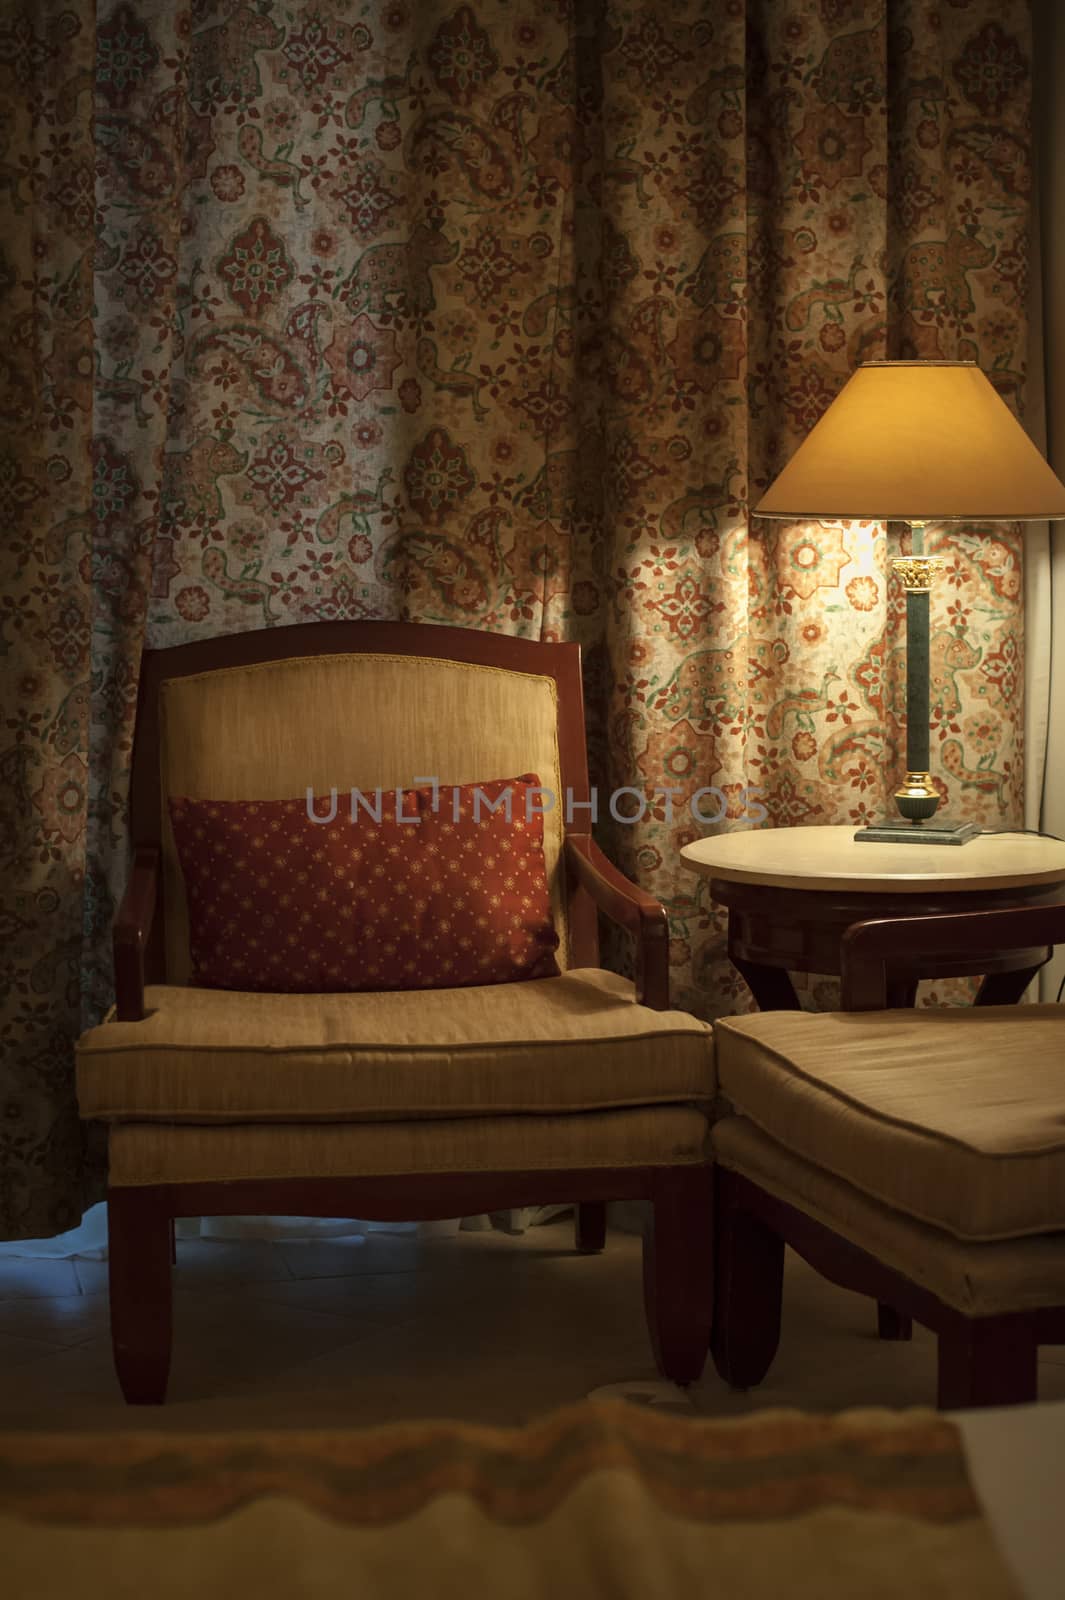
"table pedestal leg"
731,958,802,1012
974,964,1047,1006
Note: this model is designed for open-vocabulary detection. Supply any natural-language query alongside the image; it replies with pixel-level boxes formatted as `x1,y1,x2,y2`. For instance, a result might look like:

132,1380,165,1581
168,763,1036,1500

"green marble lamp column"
892,522,940,823
861,521,978,843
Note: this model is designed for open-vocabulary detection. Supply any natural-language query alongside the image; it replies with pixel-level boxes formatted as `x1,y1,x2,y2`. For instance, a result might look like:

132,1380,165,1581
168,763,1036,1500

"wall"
1029,3,1061,998
1033,0,1065,999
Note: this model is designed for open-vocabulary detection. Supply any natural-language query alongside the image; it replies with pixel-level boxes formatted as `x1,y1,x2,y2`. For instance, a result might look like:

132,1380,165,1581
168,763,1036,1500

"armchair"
76,622,715,1403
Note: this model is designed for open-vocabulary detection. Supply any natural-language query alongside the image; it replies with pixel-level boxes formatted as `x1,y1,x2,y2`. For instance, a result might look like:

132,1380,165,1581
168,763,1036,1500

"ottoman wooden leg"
936,1313,1038,1409
108,1188,173,1405
575,1201,607,1254
877,1303,913,1341
642,1167,714,1386
711,1169,784,1390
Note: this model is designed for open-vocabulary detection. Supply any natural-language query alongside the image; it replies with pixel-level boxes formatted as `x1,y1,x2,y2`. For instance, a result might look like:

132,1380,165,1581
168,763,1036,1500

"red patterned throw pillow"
168,775,561,993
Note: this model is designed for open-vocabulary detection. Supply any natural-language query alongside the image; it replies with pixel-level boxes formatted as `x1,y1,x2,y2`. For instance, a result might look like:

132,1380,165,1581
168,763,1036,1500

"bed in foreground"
4,1396,1058,1600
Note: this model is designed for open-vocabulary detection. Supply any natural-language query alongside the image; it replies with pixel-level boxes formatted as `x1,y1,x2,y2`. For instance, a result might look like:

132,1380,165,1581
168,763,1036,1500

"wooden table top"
680,824,1065,894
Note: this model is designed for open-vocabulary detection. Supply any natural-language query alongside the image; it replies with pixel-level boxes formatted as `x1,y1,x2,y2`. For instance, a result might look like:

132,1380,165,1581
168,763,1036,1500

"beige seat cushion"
107,1108,710,1186
76,969,714,1124
714,1007,1065,1242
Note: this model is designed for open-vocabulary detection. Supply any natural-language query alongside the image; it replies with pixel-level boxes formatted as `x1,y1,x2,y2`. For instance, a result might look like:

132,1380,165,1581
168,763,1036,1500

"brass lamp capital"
894,771,940,822
891,555,940,592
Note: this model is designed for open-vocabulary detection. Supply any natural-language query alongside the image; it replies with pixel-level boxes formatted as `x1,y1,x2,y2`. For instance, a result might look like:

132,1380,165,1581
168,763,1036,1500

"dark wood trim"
134,619,586,694
729,956,801,1012
106,1164,713,1403
840,901,1065,1010
1037,1306,1065,1343
108,1188,173,1405
711,876,1065,1011
642,1166,714,1386
128,657,166,986
726,1170,947,1328
575,1200,607,1253
117,1168,665,1222
974,965,1051,1005
710,1165,784,1389
712,1168,1056,1410
565,836,670,1009
113,845,160,1021
564,836,664,932
936,1314,1038,1409
876,1304,913,1341
565,875,601,972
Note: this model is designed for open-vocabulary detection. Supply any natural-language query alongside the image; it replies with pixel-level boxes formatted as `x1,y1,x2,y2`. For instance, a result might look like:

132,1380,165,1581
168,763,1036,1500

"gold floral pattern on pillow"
169,775,560,993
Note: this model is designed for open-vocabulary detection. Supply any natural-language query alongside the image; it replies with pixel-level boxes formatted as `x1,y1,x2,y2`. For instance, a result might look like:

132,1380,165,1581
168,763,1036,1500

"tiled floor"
0,1219,1063,1430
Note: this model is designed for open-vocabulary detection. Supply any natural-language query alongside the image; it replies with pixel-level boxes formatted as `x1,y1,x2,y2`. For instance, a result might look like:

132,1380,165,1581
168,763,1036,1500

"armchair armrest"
113,845,160,1022
564,835,670,1010
840,902,1065,1012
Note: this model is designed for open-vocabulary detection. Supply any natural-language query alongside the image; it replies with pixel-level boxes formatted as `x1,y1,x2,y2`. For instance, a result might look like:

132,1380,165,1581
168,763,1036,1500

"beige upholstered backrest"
159,653,568,982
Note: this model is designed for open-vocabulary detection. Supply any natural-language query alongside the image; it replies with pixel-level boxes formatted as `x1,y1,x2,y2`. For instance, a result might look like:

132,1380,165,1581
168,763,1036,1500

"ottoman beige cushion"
712,1116,1065,1316
77,969,714,1124
714,1007,1065,1243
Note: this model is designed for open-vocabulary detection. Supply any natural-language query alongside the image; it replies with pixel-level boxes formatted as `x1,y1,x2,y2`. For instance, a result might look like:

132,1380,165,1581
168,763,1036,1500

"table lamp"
754,360,1065,844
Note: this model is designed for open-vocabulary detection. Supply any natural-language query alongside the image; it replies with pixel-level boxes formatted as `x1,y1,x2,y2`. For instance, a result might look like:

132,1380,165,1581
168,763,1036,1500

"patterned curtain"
1,0,1033,1239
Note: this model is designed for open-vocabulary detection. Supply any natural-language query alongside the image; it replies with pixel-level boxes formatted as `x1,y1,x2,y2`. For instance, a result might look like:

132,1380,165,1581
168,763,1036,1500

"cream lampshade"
754,360,1065,843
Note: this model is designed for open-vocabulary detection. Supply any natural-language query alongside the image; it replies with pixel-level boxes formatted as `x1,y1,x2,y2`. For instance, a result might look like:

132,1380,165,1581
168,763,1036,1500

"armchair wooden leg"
641,1166,713,1386
936,1313,1038,1410
575,1201,606,1254
711,1169,784,1391
877,1302,913,1341
108,1189,173,1405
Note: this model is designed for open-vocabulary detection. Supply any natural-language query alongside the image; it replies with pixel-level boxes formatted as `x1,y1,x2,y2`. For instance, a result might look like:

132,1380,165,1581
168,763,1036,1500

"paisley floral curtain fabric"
1,0,1034,1237
2,2,99,1236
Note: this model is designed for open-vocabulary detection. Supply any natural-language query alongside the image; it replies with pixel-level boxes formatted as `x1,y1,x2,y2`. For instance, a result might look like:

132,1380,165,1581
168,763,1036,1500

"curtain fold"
1,1,98,1237
1,0,1035,1239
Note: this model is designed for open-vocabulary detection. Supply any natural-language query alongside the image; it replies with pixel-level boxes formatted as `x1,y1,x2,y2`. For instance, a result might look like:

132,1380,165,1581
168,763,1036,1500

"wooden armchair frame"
712,901,1065,1409
103,622,710,1403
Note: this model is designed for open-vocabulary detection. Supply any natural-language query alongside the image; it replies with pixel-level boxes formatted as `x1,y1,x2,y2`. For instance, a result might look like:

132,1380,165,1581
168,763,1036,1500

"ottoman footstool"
709,905,1065,1410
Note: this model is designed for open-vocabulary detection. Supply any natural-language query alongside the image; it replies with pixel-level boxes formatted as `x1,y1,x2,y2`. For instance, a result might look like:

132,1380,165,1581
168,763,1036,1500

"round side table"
681,826,1065,1009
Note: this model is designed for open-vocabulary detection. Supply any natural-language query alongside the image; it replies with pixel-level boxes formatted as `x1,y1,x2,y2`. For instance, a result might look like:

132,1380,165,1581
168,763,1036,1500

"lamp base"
854,818,981,846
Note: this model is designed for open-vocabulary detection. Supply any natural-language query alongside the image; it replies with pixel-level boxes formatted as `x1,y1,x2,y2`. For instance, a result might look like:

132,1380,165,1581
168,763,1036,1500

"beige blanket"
0,1400,1019,1599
